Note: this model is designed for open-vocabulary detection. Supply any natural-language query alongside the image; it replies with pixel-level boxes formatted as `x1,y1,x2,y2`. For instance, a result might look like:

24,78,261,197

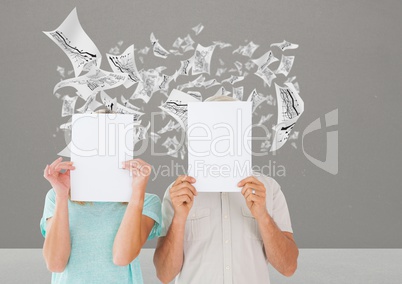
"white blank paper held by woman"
70,113,136,202
187,101,252,192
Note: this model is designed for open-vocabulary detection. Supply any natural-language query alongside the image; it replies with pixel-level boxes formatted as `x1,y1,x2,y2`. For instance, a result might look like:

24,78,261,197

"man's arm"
154,216,187,283
238,176,298,277
257,213,298,276
153,175,197,284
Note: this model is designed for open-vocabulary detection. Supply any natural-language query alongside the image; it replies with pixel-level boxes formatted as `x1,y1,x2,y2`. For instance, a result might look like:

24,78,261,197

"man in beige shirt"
153,171,299,284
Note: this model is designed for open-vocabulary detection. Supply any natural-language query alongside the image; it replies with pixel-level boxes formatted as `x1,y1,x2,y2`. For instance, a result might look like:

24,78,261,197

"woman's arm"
112,192,155,266
42,157,75,272
43,197,71,272
112,159,154,266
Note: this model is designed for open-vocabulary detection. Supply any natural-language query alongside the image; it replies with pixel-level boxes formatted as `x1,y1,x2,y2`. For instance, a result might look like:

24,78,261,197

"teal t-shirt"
40,188,161,284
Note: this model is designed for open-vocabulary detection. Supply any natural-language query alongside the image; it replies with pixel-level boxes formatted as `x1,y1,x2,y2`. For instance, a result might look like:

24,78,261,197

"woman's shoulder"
144,193,162,206
45,187,56,202
143,193,162,219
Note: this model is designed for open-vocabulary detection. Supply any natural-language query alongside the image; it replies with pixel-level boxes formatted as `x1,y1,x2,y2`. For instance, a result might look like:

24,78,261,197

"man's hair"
204,95,238,102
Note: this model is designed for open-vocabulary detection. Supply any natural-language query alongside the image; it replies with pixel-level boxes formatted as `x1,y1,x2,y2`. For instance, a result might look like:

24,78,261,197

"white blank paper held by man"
70,113,135,202
187,101,252,192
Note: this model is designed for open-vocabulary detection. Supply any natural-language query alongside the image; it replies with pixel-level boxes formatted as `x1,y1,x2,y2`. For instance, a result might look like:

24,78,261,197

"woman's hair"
204,95,239,102
70,108,128,206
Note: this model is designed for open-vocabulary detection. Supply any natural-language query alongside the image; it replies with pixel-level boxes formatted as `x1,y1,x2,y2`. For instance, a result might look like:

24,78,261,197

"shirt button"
225,239,229,244
192,214,196,218
226,266,230,270
224,215,228,219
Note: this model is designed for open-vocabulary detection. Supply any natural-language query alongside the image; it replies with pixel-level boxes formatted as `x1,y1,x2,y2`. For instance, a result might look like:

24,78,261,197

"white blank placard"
70,113,135,202
187,101,252,192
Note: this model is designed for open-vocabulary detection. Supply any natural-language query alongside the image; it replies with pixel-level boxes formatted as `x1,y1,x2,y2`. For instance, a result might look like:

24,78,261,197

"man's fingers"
241,183,264,196
244,188,264,200
173,175,187,186
238,176,262,187
237,176,262,187
174,195,192,206
173,175,196,186
246,193,263,203
171,188,195,201
171,181,197,196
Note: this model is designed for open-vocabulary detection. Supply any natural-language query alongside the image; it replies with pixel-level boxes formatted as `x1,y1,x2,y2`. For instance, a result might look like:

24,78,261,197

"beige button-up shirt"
160,173,293,284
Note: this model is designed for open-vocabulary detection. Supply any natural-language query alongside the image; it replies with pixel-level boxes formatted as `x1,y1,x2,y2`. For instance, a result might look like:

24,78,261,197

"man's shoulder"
161,180,176,201
252,171,281,189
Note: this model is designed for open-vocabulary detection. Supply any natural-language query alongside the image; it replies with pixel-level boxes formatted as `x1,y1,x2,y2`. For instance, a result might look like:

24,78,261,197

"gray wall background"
0,0,401,249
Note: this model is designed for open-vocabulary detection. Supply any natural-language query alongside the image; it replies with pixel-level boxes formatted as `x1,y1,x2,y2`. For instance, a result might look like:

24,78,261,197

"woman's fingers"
43,164,50,179
44,160,74,181
49,157,63,173
122,159,146,169
55,165,75,172
122,160,137,169
45,164,56,178
44,164,57,180
55,162,75,171
49,157,62,168
122,159,152,176
49,157,62,171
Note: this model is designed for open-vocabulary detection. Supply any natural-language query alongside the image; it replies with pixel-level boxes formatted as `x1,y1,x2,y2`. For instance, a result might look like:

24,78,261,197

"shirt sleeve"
142,193,162,240
39,188,56,238
272,183,293,233
159,181,175,237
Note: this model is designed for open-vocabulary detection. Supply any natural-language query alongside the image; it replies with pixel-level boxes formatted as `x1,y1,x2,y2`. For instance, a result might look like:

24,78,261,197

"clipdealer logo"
302,109,338,175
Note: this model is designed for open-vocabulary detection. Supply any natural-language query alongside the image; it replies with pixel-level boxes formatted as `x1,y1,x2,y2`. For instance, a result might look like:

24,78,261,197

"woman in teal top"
40,155,161,284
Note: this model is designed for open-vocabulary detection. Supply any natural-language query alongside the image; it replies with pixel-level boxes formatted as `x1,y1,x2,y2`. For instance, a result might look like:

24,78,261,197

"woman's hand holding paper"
122,158,151,203
43,157,75,200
